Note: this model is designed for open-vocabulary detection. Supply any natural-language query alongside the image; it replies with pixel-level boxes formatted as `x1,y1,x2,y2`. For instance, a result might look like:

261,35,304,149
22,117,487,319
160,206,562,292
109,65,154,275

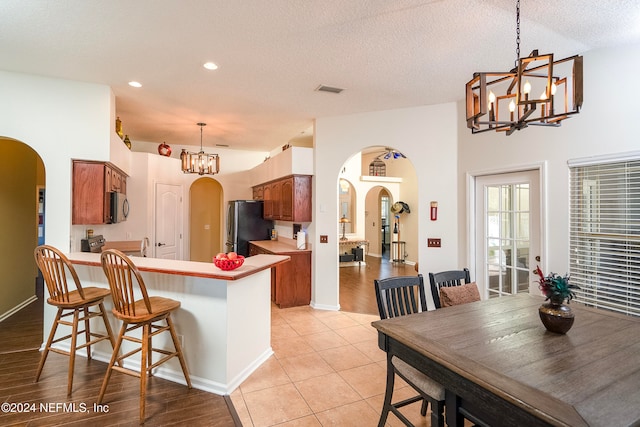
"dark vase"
539,299,575,334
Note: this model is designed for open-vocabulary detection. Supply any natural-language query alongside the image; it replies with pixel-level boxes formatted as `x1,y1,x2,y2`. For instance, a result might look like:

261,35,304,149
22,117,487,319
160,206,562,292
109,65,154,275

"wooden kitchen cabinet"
249,240,311,308
270,180,282,220
262,184,273,218
252,184,263,200
72,160,127,224
253,174,311,222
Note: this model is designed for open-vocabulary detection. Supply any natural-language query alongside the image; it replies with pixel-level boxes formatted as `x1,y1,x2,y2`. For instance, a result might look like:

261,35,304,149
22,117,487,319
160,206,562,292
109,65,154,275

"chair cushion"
392,356,445,400
440,282,481,307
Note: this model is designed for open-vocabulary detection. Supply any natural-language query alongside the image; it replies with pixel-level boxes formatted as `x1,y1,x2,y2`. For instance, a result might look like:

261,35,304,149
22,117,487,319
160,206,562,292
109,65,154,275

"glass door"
475,170,540,298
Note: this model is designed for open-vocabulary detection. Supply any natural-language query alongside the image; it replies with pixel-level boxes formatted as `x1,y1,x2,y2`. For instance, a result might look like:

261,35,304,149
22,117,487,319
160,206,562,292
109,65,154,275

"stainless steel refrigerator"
225,200,274,257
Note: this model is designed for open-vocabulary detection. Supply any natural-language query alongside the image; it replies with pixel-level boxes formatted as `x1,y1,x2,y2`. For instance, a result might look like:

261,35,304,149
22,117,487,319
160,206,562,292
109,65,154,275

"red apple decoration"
227,252,238,260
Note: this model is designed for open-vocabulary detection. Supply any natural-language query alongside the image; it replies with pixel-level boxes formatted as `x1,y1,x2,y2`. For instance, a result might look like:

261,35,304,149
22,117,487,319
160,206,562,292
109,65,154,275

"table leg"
445,390,464,427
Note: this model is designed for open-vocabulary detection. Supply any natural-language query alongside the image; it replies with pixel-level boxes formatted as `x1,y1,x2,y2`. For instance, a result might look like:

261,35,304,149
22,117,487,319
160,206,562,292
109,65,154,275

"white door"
155,183,183,260
475,170,540,298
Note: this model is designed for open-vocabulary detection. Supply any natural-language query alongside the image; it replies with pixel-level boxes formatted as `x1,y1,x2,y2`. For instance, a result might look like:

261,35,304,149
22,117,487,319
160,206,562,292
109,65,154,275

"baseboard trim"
0,295,38,323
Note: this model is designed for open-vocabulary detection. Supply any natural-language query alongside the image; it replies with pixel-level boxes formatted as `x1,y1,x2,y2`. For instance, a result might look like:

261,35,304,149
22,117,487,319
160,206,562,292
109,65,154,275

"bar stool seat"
98,249,192,423
34,245,117,397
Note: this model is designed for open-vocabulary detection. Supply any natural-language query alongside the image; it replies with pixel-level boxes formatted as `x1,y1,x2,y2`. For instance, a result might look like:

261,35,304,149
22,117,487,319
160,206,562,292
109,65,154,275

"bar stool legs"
35,301,117,397
97,313,192,422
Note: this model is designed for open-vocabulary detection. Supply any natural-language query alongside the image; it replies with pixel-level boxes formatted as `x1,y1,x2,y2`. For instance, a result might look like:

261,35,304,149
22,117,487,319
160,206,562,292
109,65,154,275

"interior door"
155,183,183,259
474,170,540,298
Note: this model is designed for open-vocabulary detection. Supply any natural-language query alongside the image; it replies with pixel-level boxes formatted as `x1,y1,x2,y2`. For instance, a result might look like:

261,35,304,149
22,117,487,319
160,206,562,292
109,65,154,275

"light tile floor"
230,305,434,427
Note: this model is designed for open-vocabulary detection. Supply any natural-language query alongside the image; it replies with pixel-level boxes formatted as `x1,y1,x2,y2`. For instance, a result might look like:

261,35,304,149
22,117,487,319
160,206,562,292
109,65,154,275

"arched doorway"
337,147,418,314
0,137,45,321
189,178,223,262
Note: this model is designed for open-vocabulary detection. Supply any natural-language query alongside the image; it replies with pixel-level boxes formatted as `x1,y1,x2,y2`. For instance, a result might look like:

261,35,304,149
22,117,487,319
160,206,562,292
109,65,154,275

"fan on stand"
390,202,410,263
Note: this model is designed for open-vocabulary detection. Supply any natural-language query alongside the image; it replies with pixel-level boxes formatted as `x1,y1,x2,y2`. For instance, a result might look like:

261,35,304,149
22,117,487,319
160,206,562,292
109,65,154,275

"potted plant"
534,266,580,305
534,266,580,334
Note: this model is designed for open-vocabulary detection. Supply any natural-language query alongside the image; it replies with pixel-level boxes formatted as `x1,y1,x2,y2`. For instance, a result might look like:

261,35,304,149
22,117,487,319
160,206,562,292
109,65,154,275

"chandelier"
180,123,220,175
376,147,406,160
465,0,583,135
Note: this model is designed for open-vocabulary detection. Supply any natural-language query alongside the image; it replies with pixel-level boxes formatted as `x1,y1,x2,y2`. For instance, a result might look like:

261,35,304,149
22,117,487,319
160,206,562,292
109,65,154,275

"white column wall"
0,71,111,252
313,103,459,310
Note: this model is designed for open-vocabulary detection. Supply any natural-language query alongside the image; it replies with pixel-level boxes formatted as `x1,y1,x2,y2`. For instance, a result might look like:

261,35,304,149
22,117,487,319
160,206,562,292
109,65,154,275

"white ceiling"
3,0,640,152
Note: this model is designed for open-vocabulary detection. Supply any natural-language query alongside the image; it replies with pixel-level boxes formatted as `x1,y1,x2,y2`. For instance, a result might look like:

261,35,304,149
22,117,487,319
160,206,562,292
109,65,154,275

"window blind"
569,159,640,316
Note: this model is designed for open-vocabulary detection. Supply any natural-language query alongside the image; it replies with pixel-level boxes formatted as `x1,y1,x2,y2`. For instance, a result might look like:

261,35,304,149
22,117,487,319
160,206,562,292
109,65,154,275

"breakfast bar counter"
56,252,289,395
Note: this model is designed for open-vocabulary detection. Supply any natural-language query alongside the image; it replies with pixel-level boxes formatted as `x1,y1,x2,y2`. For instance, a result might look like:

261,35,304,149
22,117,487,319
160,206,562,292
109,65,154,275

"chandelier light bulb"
509,100,516,112
523,81,531,94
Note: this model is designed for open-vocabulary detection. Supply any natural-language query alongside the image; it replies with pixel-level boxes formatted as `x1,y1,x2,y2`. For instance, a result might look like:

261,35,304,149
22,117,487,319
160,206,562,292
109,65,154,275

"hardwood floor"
339,254,417,315
0,298,240,426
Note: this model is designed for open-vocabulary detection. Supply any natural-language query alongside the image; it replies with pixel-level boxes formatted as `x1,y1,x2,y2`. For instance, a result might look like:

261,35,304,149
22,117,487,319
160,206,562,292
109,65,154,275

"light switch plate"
427,238,441,248
320,235,328,243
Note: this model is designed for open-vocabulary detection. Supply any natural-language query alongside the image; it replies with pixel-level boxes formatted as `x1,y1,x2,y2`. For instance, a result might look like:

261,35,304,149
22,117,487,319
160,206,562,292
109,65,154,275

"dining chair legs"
378,355,424,427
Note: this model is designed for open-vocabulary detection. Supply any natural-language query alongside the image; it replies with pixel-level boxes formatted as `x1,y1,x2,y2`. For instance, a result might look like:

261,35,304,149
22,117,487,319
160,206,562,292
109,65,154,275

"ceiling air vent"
315,84,344,94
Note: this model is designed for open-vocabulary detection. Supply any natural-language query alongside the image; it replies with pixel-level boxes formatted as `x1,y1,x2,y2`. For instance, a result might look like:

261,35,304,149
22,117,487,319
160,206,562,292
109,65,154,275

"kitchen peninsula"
63,252,289,395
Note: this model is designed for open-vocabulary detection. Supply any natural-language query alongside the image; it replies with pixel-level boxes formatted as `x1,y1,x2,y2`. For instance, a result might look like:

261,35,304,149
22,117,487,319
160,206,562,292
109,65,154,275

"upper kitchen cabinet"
255,175,311,222
72,160,128,224
250,147,313,222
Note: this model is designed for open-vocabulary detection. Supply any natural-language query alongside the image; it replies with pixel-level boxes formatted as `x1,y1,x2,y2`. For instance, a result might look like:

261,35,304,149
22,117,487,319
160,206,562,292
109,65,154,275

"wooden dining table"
371,294,640,427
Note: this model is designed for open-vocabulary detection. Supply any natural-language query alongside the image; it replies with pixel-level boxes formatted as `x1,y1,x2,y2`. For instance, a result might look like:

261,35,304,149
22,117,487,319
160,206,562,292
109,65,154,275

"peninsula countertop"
66,252,290,280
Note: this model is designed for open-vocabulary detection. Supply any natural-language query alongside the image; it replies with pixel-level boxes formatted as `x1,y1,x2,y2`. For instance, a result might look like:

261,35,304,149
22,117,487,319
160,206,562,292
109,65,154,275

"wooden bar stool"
34,245,117,397
98,249,192,422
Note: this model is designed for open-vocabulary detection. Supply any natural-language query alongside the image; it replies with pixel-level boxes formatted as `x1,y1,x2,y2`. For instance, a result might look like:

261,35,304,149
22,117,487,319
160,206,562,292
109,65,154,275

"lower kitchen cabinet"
249,240,311,308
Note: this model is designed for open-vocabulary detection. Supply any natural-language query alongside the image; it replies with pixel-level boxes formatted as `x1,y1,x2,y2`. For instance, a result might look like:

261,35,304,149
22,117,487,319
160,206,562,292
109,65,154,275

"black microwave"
110,192,129,223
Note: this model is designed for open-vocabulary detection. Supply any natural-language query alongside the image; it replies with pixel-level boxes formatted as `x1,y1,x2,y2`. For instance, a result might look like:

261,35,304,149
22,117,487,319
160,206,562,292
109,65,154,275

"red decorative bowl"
213,255,245,271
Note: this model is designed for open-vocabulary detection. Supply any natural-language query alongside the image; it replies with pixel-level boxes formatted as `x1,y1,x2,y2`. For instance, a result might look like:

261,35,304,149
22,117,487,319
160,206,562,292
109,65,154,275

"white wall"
313,103,459,310
457,43,640,277
0,71,112,251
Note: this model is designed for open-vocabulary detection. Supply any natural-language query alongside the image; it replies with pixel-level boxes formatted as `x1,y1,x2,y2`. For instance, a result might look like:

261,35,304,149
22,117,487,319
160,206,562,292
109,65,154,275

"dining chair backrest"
100,249,151,317
375,274,428,319
34,245,85,303
429,268,471,309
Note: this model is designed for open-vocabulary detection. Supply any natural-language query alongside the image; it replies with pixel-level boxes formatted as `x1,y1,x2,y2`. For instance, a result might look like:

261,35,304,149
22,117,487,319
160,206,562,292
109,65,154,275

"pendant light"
180,123,220,175
465,0,583,135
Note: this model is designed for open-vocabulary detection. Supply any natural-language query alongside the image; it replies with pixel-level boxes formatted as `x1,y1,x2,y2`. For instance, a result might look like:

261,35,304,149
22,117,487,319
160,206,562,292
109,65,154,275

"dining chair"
429,268,480,308
374,274,445,427
33,245,117,396
98,249,192,422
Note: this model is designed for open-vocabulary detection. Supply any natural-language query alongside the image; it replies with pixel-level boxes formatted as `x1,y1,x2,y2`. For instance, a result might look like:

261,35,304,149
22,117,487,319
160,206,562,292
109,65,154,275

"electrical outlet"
178,334,184,348
125,232,132,239
427,238,441,248
320,235,328,243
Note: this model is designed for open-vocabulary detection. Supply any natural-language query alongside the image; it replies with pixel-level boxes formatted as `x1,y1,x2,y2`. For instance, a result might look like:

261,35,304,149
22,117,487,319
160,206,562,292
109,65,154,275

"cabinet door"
280,177,294,221
263,185,273,219
271,181,282,220
292,175,312,222
72,161,107,224
253,185,263,200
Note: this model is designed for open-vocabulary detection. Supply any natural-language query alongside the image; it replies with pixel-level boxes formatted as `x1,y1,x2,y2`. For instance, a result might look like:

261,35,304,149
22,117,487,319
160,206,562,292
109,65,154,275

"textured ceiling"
2,0,640,152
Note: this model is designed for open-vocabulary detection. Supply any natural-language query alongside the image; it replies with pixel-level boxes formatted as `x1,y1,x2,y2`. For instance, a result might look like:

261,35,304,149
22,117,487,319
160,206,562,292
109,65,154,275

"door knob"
157,242,166,247
535,255,540,262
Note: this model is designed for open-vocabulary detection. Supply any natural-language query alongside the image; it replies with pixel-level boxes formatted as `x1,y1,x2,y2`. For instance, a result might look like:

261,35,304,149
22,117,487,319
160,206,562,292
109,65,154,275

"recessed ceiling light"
203,62,218,70
128,81,142,88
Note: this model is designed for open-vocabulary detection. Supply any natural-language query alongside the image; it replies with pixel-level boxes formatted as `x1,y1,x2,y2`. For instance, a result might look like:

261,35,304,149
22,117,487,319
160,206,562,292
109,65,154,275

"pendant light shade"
465,0,583,135
180,123,220,175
